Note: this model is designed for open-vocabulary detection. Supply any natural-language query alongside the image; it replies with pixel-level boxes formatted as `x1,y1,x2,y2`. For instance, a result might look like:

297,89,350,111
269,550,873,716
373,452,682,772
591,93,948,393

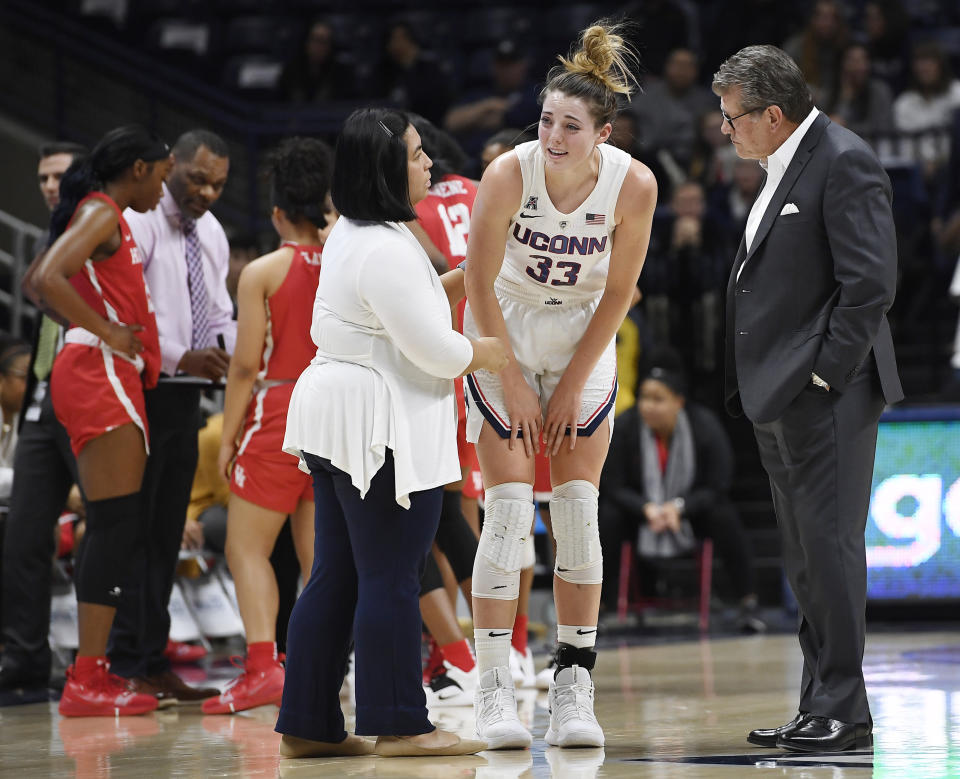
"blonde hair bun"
558,22,637,98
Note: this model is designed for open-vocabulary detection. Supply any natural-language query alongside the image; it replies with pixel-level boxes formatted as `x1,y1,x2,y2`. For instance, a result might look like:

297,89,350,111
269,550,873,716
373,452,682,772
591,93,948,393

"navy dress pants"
276,450,441,742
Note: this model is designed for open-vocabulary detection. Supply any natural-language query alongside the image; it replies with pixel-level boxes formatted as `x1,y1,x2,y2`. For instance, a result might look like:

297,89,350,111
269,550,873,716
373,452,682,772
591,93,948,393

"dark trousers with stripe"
276,450,440,742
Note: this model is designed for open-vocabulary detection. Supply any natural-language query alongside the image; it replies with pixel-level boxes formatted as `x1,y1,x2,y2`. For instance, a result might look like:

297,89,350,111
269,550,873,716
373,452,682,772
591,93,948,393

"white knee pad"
550,480,602,585
472,482,534,601
521,515,536,570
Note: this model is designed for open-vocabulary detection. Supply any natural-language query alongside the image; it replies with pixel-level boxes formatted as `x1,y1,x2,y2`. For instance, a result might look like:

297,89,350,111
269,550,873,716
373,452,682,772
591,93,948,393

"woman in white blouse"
275,108,507,759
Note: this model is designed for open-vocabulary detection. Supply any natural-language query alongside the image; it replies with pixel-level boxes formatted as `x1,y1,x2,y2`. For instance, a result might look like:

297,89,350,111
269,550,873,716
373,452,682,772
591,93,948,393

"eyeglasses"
721,106,763,129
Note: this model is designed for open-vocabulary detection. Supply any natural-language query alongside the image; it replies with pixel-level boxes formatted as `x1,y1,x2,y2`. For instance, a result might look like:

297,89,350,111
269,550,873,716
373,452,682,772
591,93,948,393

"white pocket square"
780,203,799,215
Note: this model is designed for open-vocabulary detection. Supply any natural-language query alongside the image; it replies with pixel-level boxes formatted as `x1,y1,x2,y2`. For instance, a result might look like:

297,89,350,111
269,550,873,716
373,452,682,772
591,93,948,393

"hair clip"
378,120,393,137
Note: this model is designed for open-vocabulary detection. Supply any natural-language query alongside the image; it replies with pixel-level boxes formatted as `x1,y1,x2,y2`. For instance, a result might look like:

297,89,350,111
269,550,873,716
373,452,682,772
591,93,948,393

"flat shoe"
280,733,375,758
374,734,488,757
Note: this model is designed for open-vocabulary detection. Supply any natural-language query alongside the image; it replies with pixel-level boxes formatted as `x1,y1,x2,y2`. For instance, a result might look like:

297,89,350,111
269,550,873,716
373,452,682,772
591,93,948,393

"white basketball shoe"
474,667,533,750
545,665,604,747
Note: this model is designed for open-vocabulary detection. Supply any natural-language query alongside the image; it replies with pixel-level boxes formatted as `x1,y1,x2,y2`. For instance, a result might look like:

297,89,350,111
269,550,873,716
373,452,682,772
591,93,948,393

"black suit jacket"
725,113,904,423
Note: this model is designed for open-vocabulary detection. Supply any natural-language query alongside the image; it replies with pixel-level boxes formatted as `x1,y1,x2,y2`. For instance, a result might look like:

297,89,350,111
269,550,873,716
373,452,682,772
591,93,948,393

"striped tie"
182,217,212,350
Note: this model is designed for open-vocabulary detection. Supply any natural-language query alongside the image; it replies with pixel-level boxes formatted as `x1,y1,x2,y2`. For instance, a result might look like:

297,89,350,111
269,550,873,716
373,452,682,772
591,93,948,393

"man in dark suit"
712,45,903,752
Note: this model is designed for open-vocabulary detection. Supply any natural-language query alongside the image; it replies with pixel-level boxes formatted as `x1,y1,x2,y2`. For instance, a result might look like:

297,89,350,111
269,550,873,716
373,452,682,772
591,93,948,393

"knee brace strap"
550,480,602,585
75,492,140,606
472,482,533,601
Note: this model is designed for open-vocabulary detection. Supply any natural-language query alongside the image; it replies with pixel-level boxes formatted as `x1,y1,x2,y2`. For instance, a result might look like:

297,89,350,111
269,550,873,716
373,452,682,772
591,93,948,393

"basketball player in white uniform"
464,23,657,749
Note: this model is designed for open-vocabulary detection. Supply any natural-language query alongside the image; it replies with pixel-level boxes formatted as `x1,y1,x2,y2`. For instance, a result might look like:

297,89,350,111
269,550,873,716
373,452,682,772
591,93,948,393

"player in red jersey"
206,138,334,715
31,125,171,716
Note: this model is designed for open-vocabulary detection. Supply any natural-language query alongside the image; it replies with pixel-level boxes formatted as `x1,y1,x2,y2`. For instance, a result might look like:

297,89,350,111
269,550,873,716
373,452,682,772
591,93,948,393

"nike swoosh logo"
519,212,543,218
576,628,597,635
488,631,511,637
557,566,569,572
492,585,507,589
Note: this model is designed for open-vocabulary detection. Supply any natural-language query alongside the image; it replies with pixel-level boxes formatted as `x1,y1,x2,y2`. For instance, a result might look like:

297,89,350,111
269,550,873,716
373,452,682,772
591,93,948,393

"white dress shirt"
283,217,473,509
743,107,821,264
124,184,237,376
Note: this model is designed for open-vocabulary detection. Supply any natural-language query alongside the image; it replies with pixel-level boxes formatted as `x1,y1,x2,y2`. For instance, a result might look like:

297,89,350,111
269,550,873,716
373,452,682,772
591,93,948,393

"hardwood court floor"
2,629,959,778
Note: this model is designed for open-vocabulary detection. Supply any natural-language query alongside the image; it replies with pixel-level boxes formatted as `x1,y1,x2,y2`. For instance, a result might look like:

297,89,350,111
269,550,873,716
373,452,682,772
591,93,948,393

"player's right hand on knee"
504,375,542,457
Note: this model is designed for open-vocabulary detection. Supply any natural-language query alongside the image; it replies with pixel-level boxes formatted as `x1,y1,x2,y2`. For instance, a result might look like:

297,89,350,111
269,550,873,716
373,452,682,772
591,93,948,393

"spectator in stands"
687,110,739,192
182,412,229,557
445,38,541,164
608,111,641,159
701,0,804,83
713,156,765,237
633,48,717,172
0,141,85,699
278,19,356,103
109,129,235,707
864,0,911,95
367,21,454,126
599,348,764,633
0,335,30,501
620,0,691,77
203,137,333,716
275,107,503,758
783,0,849,104
643,180,733,403
893,42,960,134
894,42,960,186
826,43,895,139
479,128,536,174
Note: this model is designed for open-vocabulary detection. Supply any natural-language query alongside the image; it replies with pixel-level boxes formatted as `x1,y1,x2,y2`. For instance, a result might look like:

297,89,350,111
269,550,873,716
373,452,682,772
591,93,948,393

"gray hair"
712,45,813,124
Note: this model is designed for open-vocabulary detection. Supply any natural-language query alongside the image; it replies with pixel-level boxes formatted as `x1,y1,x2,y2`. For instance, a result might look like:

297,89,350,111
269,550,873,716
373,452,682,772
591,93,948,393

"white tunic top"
496,140,630,306
283,217,473,508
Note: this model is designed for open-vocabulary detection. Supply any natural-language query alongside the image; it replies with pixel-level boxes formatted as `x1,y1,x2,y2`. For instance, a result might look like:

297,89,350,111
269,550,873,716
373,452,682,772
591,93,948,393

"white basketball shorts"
463,290,616,444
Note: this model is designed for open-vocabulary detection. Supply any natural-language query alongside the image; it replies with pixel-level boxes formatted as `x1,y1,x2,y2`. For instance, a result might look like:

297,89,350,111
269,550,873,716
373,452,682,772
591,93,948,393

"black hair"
172,129,229,161
265,137,333,227
0,332,31,375
641,346,688,397
409,114,467,182
48,124,169,245
331,107,416,222
38,141,87,161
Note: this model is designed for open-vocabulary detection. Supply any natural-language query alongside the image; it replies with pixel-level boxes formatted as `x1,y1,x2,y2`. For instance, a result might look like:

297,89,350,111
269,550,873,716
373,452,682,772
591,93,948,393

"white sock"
557,624,597,650
474,628,512,676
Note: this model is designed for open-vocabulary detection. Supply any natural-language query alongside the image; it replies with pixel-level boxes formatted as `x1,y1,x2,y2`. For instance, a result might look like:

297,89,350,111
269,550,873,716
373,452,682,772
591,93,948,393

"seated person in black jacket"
599,348,765,632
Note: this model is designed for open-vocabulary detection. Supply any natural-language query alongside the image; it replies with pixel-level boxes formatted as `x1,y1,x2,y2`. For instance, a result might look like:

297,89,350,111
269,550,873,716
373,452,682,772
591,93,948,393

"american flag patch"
585,213,605,225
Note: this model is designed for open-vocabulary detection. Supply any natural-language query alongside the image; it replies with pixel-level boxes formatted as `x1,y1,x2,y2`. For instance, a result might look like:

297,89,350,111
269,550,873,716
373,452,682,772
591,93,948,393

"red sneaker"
201,657,284,715
58,661,159,717
164,640,208,664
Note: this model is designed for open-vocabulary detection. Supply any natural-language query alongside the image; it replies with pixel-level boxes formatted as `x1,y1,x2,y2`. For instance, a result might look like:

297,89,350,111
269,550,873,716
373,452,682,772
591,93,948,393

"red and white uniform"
51,192,161,457
415,174,478,481
231,243,322,513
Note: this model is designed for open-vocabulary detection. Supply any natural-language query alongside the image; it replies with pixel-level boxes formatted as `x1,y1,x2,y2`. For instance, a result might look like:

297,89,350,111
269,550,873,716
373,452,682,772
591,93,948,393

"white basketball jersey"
497,140,631,305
